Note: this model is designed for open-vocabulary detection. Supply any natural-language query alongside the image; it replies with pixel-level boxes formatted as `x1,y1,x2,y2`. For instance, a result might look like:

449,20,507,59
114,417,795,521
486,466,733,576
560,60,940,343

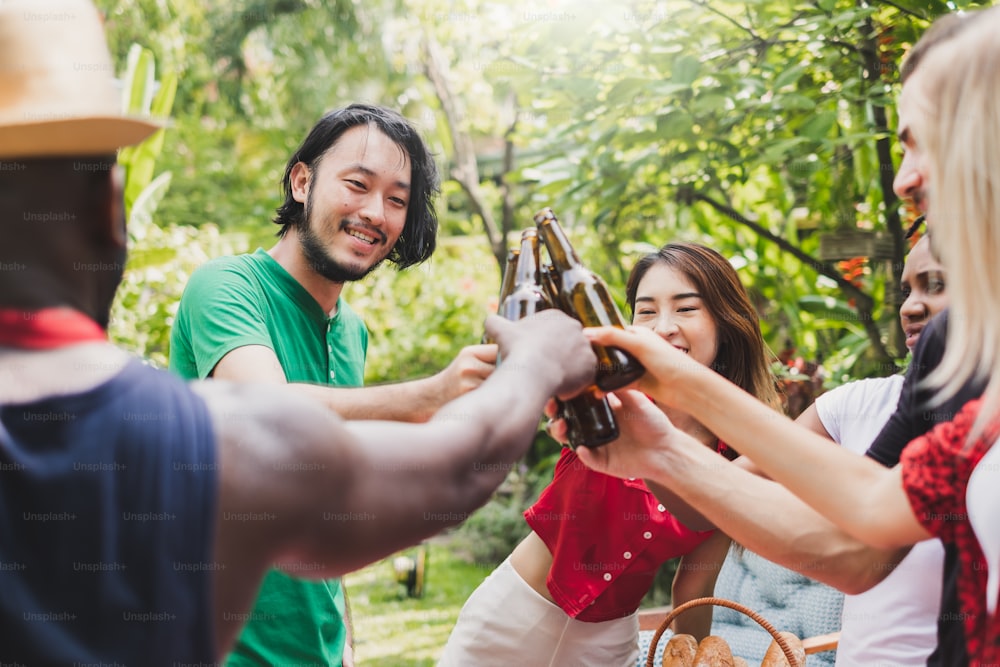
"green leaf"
773,63,807,90
656,110,694,138
651,81,697,98
691,93,730,115
800,111,838,141
606,77,656,104
773,93,817,111
671,55,701,85
130,171,173,227
759,137,809,163
150,71,177,119
122,44,155,116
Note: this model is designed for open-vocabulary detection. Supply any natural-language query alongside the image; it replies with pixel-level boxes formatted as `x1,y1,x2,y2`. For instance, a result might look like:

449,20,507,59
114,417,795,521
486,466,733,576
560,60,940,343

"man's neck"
267,231,344,315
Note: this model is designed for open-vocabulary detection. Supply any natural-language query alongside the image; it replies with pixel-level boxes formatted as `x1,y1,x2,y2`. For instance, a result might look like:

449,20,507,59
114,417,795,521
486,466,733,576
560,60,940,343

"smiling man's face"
289,124,411,283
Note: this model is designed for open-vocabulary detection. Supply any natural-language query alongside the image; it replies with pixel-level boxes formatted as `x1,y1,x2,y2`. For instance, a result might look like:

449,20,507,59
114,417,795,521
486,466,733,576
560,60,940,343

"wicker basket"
645,597,804,667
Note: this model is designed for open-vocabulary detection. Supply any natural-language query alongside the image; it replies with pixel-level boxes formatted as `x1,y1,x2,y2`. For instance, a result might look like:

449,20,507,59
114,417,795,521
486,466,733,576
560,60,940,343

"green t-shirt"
170,248,367,667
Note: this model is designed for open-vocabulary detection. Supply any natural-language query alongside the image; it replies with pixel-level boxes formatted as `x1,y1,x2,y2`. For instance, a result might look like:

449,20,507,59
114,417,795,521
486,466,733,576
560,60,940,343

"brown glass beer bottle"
539,263,561,308
482,247,521,345
500,230,618,449
534,207,645,392
501,229,549,320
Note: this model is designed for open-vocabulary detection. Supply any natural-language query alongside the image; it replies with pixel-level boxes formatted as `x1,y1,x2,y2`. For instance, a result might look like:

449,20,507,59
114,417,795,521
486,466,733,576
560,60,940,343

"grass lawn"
346,537,494,666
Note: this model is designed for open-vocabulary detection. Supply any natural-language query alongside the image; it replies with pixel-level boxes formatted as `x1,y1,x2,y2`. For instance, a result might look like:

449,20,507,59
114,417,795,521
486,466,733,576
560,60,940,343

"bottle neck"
496,249,520,310
515,234,540,289
536,215,582,272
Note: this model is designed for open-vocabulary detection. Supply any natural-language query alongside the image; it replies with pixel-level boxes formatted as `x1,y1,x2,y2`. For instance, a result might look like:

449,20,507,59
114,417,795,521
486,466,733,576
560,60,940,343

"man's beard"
298,191,389,283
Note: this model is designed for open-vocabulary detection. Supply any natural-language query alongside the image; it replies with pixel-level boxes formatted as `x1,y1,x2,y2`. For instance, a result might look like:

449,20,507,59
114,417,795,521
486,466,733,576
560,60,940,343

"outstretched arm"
173,257,497,422
671,532,732,639
214,342,497,422
200,311,595,655
575,390,910,593
579,327,931,550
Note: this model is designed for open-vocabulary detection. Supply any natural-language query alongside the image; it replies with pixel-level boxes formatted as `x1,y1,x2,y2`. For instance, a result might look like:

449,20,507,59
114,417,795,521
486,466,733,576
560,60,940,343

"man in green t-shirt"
170,103,497,667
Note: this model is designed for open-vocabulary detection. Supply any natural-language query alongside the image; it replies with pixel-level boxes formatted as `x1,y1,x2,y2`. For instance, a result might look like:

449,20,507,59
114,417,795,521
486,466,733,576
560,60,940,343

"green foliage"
450,493,533,566
108,40,252,365
95,0,992,381
352,236,499,384
116,43,177,221
110,219,249,366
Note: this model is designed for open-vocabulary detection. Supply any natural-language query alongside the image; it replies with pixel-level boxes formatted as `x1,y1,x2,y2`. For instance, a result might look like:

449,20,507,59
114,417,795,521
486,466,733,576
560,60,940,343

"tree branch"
861,14,907,358
420,32,506,270
499,93,518,267
687,0,761,42
878,0,928,21
681,188,895,364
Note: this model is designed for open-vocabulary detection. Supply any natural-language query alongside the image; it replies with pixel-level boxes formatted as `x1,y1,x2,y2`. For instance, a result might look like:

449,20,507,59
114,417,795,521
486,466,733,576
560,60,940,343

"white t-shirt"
816,375,944,667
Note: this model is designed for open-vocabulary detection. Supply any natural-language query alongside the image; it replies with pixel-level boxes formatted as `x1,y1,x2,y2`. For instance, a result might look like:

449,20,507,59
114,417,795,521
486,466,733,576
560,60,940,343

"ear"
290,162,311,204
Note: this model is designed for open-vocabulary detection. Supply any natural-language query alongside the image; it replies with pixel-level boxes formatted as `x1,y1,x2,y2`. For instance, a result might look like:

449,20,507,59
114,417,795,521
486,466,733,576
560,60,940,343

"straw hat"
0,0,163,159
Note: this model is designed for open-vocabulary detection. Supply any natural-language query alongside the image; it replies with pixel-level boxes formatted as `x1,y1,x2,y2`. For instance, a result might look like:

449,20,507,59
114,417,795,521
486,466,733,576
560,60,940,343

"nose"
900,290,928,323
358,193,386,226
893,151,922,201
652,313,679,339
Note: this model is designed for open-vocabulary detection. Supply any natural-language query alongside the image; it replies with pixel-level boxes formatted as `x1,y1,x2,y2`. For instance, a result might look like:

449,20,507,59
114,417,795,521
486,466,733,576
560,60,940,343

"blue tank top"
0,359,218,665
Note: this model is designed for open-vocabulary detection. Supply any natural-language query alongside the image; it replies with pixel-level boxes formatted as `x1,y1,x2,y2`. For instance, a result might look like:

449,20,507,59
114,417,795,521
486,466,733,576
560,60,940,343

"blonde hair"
916,10,1000,441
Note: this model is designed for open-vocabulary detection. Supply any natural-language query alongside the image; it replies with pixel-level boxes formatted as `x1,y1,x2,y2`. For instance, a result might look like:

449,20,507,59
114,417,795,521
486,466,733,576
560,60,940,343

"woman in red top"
439,242,780,666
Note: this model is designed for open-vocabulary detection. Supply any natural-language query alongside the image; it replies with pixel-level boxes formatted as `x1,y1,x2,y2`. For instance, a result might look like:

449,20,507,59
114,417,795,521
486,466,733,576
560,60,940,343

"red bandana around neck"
0,308,107,350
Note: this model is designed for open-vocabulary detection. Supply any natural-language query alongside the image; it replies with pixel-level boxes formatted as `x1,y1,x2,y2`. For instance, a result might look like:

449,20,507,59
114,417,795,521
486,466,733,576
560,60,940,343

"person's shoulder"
180,252,269,304
189,251,261,279
337,298,362,317
819,374,904,405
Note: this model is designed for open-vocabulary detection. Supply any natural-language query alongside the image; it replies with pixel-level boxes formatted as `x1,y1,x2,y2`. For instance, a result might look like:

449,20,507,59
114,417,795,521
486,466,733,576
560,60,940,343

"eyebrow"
635,292,702,304
344,163,410,192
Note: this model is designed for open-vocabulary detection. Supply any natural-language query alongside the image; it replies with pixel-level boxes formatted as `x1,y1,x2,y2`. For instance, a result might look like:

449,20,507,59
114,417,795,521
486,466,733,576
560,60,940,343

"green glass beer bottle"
534,207,645,392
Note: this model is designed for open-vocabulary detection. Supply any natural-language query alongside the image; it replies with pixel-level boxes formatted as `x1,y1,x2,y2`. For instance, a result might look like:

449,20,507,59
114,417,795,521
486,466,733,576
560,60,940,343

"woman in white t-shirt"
794,235,947,666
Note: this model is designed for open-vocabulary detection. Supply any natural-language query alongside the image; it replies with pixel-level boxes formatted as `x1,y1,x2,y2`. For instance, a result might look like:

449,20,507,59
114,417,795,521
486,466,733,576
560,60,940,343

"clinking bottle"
534,207,645,392
482,247,521,345
498,229,618,449
501,229,548,320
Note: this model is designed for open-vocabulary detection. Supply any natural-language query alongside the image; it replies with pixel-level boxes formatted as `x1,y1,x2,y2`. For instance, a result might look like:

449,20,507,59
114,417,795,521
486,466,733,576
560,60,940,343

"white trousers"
437,556,640,667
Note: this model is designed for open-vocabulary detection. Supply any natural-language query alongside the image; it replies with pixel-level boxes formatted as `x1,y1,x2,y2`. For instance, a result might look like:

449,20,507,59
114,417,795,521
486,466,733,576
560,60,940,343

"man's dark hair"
273,103,440,269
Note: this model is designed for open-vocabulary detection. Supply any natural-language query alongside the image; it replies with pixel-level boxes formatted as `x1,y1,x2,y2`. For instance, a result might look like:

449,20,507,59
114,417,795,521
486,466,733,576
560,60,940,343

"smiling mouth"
347,228,378,245
339,218,387,247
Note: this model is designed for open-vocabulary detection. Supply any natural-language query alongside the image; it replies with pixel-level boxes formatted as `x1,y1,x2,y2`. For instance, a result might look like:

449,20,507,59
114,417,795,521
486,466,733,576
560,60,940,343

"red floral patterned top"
901,398,1000,664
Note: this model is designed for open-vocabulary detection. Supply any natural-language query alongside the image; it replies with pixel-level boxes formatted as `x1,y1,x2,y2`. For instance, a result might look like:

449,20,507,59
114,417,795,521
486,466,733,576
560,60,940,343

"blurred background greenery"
98,0,981,661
